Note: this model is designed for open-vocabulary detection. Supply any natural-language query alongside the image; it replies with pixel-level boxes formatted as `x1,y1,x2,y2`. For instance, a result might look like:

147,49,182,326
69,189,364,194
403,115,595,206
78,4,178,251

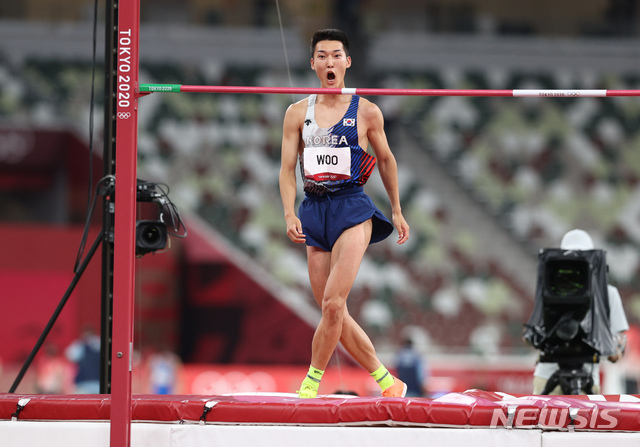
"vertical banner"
112,0,139,446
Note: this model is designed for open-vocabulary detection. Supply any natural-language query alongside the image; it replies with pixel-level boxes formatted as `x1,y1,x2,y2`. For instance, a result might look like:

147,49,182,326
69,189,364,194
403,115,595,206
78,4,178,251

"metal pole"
111,0,139,445
101,0,118,396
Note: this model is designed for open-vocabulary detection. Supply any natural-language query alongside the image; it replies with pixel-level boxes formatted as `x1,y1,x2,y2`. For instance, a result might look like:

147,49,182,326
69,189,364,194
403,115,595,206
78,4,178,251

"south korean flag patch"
343,118,355,127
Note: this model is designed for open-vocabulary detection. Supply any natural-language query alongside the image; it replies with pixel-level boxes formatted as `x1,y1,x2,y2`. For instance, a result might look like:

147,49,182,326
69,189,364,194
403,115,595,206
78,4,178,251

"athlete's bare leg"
306,219,381,372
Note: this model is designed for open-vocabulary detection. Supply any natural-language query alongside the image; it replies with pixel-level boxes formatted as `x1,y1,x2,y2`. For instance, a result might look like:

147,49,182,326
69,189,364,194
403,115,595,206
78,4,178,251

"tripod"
8,0,123,394
540,361,595,395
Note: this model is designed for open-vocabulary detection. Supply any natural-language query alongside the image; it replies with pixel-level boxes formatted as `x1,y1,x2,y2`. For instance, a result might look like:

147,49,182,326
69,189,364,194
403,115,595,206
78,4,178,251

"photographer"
531,229,629,395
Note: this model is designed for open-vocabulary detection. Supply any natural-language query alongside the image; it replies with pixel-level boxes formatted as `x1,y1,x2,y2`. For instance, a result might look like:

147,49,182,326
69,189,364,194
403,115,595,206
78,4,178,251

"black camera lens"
135,220,167,255
141,226,161,243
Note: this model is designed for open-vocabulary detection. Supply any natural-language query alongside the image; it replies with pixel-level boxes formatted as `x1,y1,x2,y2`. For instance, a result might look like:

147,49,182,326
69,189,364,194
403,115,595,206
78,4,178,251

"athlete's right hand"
285,216,306,244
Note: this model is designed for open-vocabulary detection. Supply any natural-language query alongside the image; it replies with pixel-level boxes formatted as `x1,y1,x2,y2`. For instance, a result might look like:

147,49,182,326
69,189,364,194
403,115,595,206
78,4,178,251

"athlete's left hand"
392,212,409,245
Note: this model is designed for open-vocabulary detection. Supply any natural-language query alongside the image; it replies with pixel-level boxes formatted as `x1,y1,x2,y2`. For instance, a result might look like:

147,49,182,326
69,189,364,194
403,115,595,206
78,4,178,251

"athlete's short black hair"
310,29,350,56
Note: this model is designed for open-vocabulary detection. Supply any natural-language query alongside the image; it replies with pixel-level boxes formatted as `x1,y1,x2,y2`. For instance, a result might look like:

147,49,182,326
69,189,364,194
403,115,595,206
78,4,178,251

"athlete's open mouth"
327,72,335,81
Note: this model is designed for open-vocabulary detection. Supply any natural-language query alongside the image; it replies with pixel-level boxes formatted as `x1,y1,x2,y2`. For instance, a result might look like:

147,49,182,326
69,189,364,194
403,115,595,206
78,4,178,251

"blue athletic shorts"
298,187,394,251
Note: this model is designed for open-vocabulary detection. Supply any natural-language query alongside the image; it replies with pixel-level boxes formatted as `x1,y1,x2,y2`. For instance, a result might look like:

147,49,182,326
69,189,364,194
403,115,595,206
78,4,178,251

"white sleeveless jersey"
300,94,375,194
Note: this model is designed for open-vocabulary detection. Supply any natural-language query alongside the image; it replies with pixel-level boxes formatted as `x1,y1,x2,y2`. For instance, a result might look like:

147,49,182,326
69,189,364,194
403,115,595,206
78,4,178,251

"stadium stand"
1,24,638,359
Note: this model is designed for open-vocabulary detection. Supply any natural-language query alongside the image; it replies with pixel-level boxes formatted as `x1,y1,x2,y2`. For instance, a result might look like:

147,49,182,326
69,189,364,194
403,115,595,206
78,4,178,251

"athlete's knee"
321,295,346,324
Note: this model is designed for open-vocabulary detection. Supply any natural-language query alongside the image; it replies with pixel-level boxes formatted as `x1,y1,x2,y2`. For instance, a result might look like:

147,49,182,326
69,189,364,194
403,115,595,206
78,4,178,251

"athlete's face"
311,40,351,88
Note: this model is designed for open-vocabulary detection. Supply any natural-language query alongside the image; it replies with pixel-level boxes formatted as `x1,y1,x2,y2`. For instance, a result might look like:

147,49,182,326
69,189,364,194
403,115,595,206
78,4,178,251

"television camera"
135,179,186,256
524,247,616,395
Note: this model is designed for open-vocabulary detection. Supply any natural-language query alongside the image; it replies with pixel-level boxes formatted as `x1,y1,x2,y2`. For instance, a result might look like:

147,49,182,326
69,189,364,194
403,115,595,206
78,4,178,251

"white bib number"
304,147,351,181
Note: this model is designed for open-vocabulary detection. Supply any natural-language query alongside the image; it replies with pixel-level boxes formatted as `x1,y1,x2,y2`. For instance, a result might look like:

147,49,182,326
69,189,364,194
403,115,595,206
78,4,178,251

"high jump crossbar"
140,84,640,97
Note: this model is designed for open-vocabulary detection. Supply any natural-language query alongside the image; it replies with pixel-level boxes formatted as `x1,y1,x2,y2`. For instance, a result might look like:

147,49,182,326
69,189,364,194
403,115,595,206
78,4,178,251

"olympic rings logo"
117,112,131,120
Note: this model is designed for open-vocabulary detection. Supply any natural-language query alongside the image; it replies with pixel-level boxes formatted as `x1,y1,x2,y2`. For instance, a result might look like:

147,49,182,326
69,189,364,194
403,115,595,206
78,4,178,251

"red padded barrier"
1,391,639,431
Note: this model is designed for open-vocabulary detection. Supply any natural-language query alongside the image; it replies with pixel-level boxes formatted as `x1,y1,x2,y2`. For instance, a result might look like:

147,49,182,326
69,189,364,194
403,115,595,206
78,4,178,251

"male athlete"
279,29,410,398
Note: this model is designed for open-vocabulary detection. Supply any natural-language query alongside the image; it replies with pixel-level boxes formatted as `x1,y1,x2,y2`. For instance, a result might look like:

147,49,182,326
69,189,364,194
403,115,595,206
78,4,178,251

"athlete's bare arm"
279,100,307,244
359,98,409,244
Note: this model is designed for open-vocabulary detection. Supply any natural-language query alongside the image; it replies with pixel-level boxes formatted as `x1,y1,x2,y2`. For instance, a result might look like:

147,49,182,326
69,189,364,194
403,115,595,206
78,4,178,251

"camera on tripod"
524,246,617,395
135,179,180,256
